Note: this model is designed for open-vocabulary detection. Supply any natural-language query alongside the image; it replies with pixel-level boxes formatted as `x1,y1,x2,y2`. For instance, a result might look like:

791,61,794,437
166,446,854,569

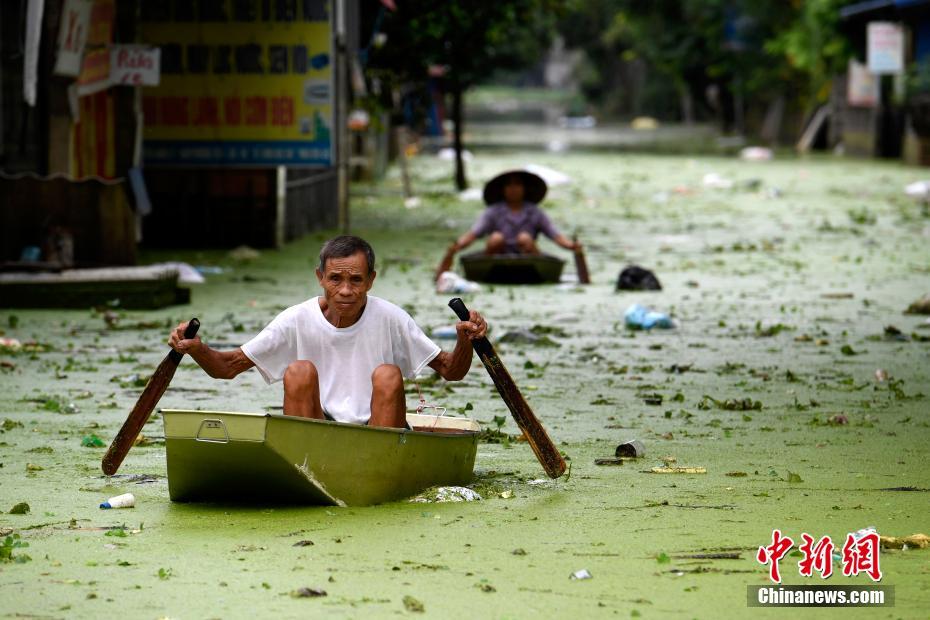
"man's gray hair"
318,235,376,275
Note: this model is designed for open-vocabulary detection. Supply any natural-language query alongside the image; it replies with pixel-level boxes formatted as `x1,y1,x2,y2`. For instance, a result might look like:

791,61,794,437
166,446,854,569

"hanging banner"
75,48,112,96
54,0,94,76
140,2,333,167
867,22,904,75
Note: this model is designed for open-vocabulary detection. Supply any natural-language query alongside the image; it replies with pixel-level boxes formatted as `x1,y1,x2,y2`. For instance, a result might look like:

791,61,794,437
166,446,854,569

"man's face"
503,177,525,204
316,251,375,321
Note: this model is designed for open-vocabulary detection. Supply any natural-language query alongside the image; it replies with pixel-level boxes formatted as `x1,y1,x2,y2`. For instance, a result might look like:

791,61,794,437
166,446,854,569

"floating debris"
649,466,706,474
880,534,929,550
616,440,646,458
570,568,593,580
410,486,481,503
291,587,327,598
403,595,425,612
8,502,30,515
905,294,930,315
100,493,135,509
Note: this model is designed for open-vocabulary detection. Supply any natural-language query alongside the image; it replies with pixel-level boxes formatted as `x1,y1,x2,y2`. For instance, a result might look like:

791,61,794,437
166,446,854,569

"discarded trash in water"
649,466,707,474
904,181,930,199
404,196,422,209
410,486,481,503
616,439,646,458
624,304,674,330
833,527,877,561
616,266,662,291
436,271,481,294
879,533,930,550
594,458,624,466
291,587,327,598
100,493,135,509
8,502,30,515
702,173,733,189
403,595,425,612
570,568,593,580
827,414,849,426
740,146,773,161
875,369,889,382
0,338,22,353
905,294,930,315
499,490,514,499
430,326,458,340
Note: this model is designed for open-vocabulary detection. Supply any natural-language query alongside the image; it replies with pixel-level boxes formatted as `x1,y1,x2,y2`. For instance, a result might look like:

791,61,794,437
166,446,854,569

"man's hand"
169,321,203,355
456,310,488,341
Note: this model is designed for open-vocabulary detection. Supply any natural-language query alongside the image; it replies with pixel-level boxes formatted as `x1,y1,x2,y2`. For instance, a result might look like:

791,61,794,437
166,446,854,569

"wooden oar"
101,318,200,475
435,242,457,282
572,234,590,284
448,298,566,478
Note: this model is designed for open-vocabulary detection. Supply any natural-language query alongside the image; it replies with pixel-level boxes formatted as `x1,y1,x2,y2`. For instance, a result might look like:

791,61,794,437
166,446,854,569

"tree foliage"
368,0,565,188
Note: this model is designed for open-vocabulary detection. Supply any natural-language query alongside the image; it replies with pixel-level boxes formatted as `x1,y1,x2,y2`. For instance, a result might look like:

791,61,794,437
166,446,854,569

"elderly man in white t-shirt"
168,235,487,428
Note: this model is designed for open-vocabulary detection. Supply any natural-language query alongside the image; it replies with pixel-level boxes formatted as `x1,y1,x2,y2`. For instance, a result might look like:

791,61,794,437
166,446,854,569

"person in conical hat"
447,170,580,256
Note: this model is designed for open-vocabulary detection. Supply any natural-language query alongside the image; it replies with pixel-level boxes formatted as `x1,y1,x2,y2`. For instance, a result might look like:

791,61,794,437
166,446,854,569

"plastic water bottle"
100,493,135,509
624,304,674,330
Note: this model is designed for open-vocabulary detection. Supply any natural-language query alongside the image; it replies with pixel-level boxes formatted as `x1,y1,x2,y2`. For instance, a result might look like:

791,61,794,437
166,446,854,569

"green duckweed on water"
1,151,929,618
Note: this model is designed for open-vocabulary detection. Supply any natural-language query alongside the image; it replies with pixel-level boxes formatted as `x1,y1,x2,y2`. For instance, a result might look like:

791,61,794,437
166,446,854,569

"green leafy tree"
369,1,564,189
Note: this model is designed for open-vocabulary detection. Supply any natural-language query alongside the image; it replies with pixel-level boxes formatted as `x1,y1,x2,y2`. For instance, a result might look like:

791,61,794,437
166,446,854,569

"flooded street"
2,150,929,617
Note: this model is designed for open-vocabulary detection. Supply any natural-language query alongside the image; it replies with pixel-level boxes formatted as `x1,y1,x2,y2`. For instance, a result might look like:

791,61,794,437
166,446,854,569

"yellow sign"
140,1,332,166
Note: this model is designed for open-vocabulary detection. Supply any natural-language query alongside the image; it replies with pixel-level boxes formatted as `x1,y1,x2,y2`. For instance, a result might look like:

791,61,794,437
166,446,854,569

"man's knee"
284,360,318,390
371,364,403,391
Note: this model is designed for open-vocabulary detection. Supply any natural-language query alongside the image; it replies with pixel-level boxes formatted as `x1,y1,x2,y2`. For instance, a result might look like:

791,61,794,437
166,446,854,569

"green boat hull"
460,252,564,284
162,410,479,507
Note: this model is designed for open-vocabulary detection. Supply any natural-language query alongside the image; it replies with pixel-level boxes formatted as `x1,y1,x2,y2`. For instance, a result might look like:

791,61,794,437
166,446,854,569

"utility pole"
335,0,350,233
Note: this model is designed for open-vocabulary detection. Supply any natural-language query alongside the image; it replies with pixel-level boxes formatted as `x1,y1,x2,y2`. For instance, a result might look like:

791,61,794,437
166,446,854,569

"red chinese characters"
841,531,882,582
270,97,294,127
798,533,834,579
756,529,794,584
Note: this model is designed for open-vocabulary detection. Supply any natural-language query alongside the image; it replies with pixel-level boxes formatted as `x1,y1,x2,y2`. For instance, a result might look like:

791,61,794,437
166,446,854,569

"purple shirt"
470,202,560,246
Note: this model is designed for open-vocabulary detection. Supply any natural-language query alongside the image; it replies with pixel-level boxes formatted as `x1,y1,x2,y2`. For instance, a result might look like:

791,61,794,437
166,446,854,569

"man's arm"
427,310,487,381
168,321,255,379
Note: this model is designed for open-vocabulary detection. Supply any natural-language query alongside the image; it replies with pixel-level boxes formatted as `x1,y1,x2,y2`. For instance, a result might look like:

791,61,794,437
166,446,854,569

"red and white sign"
110,46,160,87
54,0,93,76
867,22,904,75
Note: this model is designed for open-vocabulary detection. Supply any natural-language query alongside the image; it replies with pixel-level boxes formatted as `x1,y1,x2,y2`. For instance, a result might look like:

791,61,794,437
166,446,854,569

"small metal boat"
162,409,479,507
460,252,564,284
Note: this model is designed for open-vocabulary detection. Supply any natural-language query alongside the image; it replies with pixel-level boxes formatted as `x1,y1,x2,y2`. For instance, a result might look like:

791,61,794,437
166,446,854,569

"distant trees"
367,0,564,189
560,0,853,134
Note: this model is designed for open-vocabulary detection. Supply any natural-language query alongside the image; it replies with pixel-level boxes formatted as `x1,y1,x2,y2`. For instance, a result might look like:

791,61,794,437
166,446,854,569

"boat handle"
195,419,229,443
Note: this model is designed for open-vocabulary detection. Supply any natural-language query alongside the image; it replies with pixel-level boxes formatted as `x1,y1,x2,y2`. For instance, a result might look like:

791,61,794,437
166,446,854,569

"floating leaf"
403,595,425,612
81,435,105,448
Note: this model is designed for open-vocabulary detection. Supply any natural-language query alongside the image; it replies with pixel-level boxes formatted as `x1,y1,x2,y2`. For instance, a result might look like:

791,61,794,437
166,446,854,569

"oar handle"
168,318,201,363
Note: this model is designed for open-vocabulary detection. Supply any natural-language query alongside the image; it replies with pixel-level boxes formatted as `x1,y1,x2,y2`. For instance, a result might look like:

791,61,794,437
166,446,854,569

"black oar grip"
449,298,470,321
168,318,200,363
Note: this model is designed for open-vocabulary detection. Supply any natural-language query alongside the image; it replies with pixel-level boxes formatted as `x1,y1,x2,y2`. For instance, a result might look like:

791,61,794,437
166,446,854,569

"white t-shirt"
240,295,440,424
